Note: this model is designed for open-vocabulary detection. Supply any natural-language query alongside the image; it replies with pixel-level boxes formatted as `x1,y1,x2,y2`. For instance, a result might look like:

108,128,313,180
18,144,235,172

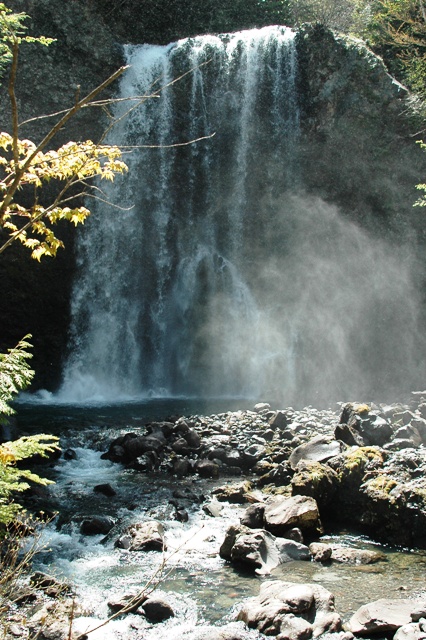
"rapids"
14,401,426,640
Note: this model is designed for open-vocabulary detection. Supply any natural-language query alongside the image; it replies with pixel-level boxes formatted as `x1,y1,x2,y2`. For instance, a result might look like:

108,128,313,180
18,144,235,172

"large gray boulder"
289,435,343,470
263,495,322,537
220,524,309,574
237,580,342,638
347,599,426,636
115,520,166,551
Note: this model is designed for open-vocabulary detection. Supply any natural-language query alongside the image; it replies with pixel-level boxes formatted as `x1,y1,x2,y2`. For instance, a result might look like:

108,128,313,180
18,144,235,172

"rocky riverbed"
6,394,426,640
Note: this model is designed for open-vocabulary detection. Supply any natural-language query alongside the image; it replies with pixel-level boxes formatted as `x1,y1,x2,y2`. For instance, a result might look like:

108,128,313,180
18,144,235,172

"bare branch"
119,132,216,150
8,39,19,169
18,95,159,128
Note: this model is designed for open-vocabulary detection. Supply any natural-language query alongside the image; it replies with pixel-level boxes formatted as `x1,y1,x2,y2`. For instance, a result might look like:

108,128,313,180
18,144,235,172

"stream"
13,399,426,639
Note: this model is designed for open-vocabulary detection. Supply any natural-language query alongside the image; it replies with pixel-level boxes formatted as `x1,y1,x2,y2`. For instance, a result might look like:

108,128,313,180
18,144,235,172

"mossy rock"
291,460,339,512
342,446,385,474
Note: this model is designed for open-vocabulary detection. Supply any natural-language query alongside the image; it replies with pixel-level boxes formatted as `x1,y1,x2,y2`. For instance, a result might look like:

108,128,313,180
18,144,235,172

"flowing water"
57,26,425,408
14,401,426,639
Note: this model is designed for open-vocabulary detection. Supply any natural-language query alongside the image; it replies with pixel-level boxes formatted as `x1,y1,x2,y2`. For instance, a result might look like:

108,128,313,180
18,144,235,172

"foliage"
288,0,373,34
0,2,53,78
0,335,59,528
0,3,128,260
0,335,33,425
0,434,58,527
366,0,426,98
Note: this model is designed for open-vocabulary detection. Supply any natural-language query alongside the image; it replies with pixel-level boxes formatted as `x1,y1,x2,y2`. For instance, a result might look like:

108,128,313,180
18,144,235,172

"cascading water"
59,26,300,402
58,26,423,405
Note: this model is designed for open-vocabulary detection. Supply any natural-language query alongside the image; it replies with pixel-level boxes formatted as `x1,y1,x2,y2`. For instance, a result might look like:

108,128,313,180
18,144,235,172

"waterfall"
58,26,423,406
59,27,299,402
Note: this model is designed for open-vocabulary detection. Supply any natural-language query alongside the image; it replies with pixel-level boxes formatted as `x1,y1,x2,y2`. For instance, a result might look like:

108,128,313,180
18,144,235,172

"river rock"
93,483,116,497
172,457,192,477
195,459,220,478
289,435,343,469
242,443,267,469
203,499,224,517
291,460,339,510
240,502,265,528
237,580,342,638
142,597,175,622
254,403,271,413
220,524,309,574
263,494,322,537
212,481,252,503
330,546,386,564
184,428,202,449
115,520,166,551
269,411,290,429
334,423,365,447
347,599,426,635
361,414,394,447
309,542,332,562
80,515,115,536
172,437,190,454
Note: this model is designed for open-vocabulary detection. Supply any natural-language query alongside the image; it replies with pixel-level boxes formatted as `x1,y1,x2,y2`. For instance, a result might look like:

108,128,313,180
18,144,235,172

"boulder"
196,459,220,478
291,460,339,510
257,462,293,487
263,495,322,537
184,428,202,449
254,403,271,413
115,520,165,551
334,423,365,447
330,546,386,564
30,572,71,598
203,499,224,517
172,457,192,477
242,444,267,469
237,580,342,638
80,515,115,536
289,436,343,470
171,437,190,454
240,502,265,528
269,411,290,429
347,599,426,636
93,483,116,497
220,525,309,574
361,414,394,447
124,434,165,459
142,597,175,622
212,482,252,503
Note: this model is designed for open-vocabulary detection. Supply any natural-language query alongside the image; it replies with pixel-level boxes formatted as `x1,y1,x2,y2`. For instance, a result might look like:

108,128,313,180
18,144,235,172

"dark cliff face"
0,2,424,392
296,24,425,241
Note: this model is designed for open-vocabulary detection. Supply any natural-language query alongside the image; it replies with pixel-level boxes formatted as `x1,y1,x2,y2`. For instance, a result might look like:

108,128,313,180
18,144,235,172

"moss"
364,474,398,496
352,403,371,415
343,446,385,473
294,461,328,486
